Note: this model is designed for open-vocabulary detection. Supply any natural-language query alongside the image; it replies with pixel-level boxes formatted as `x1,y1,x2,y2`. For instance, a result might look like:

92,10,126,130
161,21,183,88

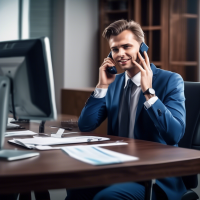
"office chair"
178,81,200,200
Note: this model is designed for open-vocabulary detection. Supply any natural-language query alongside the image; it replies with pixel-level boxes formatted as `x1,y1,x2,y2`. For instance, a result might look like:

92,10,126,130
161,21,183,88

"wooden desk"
1,116,200,194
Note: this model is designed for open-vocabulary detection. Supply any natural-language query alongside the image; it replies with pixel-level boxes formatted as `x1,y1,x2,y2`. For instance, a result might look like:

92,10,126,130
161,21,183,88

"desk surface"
1,115,200,194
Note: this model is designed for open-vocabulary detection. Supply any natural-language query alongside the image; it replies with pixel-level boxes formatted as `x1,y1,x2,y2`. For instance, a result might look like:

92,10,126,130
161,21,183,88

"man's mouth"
118,58,131,64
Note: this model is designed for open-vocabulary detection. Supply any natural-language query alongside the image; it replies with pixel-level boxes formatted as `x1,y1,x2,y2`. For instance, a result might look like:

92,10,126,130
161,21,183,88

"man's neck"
126,67,140,78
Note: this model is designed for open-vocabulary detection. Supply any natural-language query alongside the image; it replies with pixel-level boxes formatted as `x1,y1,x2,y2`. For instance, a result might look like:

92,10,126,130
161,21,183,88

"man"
66,20,186,200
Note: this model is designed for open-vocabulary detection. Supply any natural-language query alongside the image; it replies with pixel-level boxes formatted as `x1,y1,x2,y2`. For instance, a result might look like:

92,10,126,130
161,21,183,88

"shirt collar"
124,71,141,88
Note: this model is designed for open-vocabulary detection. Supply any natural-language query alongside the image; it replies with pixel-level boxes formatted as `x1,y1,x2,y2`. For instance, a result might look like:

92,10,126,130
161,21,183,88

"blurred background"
0,0,199,199
0,0,99,115
1,0,199,115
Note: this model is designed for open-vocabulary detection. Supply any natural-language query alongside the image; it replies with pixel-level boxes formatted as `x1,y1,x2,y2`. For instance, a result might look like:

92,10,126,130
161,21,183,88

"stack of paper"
62,146,138,165
8,136,110,147
5,130,37,137
8,141,128,151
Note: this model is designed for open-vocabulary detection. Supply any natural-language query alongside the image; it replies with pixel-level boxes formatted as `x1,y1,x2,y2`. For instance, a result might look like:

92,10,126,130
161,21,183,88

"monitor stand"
0,76,39,161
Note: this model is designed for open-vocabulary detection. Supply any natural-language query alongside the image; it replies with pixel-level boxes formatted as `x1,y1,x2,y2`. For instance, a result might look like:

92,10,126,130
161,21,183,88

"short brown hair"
102,19,144,43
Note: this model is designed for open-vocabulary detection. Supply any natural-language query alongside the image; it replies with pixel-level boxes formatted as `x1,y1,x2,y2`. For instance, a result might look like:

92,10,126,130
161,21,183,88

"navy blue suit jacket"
78,64,187,200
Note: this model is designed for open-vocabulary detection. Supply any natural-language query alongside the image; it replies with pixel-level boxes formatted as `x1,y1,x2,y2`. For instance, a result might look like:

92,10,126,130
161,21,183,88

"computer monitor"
0,37,57,160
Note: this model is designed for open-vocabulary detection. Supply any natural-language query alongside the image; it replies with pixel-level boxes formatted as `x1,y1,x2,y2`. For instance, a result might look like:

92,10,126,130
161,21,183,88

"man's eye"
112,49,118,52
124,46,129,49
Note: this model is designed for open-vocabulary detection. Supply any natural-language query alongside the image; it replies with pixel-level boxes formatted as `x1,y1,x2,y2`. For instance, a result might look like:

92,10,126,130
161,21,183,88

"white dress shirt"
93,72,158,138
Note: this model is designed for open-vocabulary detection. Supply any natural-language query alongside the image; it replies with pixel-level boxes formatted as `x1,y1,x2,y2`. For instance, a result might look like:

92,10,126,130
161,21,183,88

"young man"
66,20,187,200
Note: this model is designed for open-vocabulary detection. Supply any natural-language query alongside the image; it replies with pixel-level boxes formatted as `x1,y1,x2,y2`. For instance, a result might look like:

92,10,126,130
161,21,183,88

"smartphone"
107,52,117,74
139,42,149,58
106,42,149,74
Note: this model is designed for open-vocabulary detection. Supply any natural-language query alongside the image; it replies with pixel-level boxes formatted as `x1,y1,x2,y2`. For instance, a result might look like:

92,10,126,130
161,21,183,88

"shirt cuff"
93,88,108,98
144,96,158,110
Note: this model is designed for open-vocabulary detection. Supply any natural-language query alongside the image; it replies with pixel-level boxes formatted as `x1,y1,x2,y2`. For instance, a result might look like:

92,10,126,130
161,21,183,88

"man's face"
109,30,140,71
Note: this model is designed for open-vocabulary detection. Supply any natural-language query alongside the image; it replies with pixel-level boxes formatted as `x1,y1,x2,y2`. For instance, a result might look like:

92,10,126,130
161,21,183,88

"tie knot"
127,79,134,88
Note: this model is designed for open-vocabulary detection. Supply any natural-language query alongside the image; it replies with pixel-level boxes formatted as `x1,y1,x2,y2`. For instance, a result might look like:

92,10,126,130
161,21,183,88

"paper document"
51,128,65,138
7,118,19,129
62,146,138,165
8,118,15,123
8,141,128,150
9,139,36,149
5,130,37,137
7,123,19,128
35,142,128,150
9,136,110,146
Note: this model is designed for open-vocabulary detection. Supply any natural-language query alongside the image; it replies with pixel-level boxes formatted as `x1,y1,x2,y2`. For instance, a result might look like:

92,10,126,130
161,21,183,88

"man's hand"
96,58,116,88
133,51,154,100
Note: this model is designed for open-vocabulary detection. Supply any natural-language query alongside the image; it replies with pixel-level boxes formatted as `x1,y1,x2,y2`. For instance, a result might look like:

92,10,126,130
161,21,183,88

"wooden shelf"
100,0,199,81
169,0,199,81
142,26,162,31
170,62,198,66
171,13,198,19
105,10,128,14
182,14,198,18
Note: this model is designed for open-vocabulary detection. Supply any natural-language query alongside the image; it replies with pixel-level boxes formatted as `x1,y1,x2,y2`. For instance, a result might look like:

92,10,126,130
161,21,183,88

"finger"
107,57,116,66
101,62,116,71
133,60,145,72
143,51,150,70
104,57,115,64
102,59,116,67
103,58,116,66
102,60,115,68
137,52,148,70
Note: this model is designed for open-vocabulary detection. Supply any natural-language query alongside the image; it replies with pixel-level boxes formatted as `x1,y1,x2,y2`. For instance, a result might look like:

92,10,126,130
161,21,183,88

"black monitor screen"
0,37,57,120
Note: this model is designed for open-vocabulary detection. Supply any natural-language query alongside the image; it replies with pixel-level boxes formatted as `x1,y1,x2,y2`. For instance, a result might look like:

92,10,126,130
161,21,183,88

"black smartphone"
107,52,117,74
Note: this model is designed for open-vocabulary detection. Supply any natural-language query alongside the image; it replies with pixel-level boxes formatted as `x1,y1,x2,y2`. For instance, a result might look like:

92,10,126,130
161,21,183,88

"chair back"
178,82,200,189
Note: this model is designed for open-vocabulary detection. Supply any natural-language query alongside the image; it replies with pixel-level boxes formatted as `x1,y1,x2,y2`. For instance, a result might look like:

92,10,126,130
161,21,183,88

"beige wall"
64,0,99,89
0,0,19,41
52,0,99,113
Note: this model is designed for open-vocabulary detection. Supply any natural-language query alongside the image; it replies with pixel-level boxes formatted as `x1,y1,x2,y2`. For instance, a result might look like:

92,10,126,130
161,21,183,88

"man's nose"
118,48,126,57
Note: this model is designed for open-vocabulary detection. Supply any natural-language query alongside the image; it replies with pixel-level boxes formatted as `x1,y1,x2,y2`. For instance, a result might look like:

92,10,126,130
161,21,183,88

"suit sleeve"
78,96,107,132
146,73,186,145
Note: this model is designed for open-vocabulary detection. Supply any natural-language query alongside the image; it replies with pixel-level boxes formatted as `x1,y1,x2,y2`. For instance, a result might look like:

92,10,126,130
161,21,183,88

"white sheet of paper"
34,142,128,150
7,118,19,128
63,132,79,135
62,146,138,165
8,141,128,150
5,130,37,137
10,139,36,149
8,118,14,123
7,123,20,128
12,136,110,146
51,128,65,138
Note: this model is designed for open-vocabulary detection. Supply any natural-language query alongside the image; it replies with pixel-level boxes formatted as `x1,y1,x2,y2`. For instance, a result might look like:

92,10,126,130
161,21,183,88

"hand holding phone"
133,43,152,96
106,52,117,74
96,53,116,88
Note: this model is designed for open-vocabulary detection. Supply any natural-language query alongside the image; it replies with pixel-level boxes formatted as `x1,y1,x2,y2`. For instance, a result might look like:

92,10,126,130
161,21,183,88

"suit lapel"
111,74,125,135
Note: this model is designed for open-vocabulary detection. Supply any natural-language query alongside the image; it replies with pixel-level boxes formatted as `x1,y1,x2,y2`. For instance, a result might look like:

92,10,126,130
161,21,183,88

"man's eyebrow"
121,43,132,47
111,43,133,49
111,46,118,49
